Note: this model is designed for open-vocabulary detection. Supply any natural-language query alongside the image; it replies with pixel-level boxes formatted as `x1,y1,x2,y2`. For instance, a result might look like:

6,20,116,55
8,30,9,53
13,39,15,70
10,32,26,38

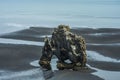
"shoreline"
0,27,120,80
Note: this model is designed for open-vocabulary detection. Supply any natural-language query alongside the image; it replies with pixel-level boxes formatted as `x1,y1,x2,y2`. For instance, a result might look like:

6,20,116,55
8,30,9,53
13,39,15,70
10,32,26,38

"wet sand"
0,27,120,80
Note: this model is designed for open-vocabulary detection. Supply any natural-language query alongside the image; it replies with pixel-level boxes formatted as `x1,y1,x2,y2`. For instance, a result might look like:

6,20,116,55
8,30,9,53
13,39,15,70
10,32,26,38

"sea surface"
0,0,120,34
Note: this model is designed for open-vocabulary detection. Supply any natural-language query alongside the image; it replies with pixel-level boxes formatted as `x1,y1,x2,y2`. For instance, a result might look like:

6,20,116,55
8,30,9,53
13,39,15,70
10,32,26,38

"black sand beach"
0,27,120,80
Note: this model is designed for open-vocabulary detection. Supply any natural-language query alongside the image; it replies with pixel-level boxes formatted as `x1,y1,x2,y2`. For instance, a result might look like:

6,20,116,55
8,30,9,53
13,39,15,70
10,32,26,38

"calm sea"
0,0,120,34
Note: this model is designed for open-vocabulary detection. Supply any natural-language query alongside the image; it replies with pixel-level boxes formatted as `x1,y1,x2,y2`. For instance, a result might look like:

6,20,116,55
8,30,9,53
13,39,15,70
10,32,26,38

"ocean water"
0,0,120,34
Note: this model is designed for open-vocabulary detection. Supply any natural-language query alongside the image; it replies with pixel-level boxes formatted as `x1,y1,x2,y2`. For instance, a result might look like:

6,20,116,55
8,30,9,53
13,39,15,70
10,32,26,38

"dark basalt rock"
39,25,87,71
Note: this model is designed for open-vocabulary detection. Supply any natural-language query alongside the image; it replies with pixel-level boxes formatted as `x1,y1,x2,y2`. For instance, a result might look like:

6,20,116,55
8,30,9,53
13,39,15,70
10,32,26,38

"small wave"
88,33,119,36
5,23,26,27
0,69,45,80
4,23,30,28
0,38,44,46
40,35,52,38
87,51,120,63
0,23,30,34
30,60,40,67
87,64,120,80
